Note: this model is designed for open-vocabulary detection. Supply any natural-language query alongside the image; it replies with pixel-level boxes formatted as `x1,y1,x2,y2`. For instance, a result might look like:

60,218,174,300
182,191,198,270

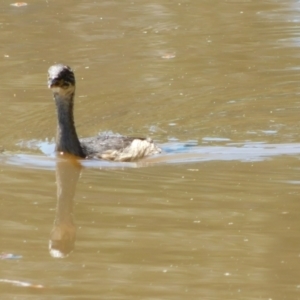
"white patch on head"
48,64,69,79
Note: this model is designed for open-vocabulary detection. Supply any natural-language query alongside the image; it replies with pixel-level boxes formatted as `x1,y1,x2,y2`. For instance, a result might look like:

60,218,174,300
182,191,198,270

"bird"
47,64,161,161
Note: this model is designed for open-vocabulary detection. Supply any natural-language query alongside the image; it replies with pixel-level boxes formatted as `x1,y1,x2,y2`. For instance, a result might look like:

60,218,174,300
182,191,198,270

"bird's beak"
48,79,53,88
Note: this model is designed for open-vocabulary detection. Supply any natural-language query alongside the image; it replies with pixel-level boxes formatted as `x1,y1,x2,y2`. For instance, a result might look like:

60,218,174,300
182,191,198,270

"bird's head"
48,64,76,96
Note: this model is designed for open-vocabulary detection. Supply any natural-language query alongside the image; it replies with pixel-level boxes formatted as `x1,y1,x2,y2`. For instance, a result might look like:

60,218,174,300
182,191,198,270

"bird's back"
80,134,161,162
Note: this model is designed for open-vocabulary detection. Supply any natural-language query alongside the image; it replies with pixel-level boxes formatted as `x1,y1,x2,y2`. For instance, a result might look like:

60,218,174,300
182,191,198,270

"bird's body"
48,64,161,161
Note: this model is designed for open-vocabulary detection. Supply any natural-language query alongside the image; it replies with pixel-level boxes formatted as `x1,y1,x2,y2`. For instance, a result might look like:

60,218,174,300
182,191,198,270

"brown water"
1,0,300,299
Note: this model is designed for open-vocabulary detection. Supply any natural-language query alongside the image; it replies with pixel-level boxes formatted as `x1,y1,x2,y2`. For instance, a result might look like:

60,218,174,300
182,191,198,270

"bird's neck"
54,92,85,158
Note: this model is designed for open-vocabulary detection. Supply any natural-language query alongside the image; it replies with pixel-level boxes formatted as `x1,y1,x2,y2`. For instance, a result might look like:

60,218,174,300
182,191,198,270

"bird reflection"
49,154,82,258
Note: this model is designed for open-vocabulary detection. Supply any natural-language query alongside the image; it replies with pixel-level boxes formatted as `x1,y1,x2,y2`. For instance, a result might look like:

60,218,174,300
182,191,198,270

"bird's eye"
63,82,70,88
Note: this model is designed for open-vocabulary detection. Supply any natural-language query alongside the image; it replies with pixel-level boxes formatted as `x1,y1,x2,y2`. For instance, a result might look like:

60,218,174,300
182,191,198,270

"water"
1,0,300,299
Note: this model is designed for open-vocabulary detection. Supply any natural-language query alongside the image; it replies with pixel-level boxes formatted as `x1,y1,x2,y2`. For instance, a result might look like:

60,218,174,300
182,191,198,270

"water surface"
1,0,300,299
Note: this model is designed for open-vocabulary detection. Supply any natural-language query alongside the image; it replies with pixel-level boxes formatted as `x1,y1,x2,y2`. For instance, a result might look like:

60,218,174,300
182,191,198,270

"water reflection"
49,154,81,258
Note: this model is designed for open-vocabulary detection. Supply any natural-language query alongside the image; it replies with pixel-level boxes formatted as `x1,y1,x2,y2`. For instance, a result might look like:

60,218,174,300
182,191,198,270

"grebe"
48,64,161,161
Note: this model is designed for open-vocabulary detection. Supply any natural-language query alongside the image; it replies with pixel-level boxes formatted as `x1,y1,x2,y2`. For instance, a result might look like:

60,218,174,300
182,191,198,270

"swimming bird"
48,64,161,161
